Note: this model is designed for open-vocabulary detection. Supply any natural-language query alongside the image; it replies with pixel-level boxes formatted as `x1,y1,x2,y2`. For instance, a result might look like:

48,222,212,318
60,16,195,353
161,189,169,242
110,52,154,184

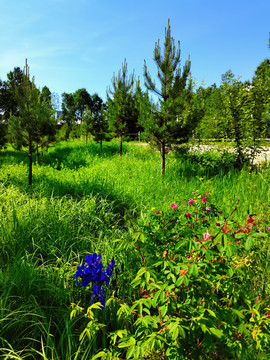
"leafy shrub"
179,150,238,175
77,194,270,359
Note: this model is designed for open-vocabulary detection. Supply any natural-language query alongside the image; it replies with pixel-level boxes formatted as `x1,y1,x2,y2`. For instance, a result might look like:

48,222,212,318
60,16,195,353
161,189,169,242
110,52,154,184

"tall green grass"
0,139,269,358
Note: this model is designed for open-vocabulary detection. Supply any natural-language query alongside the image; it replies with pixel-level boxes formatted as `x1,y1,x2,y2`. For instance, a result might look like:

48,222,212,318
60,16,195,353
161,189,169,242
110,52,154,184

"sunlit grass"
0,139,270,358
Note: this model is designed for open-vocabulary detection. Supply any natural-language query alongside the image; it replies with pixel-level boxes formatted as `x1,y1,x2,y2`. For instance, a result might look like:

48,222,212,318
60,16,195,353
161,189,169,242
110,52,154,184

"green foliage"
61,88,92,127
8,61,56,184
0,67,23,120
143,19,191,174
107,59,140,155
178,148,238,175
0,140,270,359
57,122,70,141
86,197,270,359
0,119,7,148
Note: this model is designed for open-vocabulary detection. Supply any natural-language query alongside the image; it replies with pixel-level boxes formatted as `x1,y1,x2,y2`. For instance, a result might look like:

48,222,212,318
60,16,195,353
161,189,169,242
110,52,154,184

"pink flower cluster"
171,203,179,209
203,230,211,241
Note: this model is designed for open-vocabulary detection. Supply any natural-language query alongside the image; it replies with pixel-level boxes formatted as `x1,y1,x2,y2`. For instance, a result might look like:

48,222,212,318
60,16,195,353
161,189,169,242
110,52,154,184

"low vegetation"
0,140,269,359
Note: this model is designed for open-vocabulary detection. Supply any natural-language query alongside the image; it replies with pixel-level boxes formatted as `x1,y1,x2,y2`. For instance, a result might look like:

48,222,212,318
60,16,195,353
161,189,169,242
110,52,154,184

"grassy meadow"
0,139,270,359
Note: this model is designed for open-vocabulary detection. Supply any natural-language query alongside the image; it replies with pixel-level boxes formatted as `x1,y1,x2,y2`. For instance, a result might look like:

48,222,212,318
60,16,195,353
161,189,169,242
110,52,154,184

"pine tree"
90,105,108,153
8,60,56,185
143,19,191,174
107,59,135,156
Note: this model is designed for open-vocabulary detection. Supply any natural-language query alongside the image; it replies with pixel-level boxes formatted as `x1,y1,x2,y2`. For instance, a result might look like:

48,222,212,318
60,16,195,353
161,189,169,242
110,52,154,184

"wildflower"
151,207,155,210
203,230,211,241
171,203,179,209
202,197,207,202
267,227,270,231
156,210,160,214
192,192,196,195
199,178,203,181
111,226,115,228
206,207,210,211
186,212,191,217
219,211,223,214
188,199,194,206
75,253,118,308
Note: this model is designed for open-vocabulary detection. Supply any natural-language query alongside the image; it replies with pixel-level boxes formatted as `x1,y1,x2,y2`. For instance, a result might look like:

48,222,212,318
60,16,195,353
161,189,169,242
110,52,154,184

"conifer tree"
90,105,108,153
8,60,56,185
143,19,191,174
107,59,135,156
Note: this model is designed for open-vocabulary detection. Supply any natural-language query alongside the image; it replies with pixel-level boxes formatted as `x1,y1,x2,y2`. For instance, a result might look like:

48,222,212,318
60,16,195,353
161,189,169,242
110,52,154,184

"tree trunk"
100,139,103,154
28,140,33,185
161,140,165,175
119,135,122,156
36,144,39,165
85,133,88,145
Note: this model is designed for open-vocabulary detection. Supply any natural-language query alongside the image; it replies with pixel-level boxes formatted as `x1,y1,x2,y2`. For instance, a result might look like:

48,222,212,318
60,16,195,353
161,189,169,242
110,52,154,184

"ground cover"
0,140,269,359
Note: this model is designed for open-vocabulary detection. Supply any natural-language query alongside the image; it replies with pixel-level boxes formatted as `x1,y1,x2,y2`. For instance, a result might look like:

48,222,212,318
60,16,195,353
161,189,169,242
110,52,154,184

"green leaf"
118,337,136,348
206,309,216,318
226,244,232,258
183,276,189,286
145,271,150,284
126,345,135,359
189,264,199,278
234,233,246,239
200,323,207,333
176,277,183,287
91,352,106,359
245,237,253,250
137,267,147,277
178,325,186,339
209,327,223,338
172,326,179,340
175,241,186,251
232,308,245,319
159,305,168,317
152,290,161,308
228,268,234,277
251,232,267,238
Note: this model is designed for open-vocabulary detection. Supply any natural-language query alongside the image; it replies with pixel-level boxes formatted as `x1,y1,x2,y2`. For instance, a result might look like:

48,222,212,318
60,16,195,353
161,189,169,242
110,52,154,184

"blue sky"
0,0,269,104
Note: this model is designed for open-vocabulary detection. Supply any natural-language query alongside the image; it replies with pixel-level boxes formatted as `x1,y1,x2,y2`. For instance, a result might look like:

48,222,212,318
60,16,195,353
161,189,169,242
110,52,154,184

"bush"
76,194,270,359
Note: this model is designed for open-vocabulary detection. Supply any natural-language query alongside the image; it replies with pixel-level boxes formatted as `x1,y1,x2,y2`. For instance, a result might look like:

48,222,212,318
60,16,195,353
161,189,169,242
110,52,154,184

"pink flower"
192,192,196,195
202,197,207,202
186,212,191,218
156,210,160,215
206,207,210,211
188,199,194,206
267,227,270,231
203,230,211,241
219,211,223,214
171,203,178,209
